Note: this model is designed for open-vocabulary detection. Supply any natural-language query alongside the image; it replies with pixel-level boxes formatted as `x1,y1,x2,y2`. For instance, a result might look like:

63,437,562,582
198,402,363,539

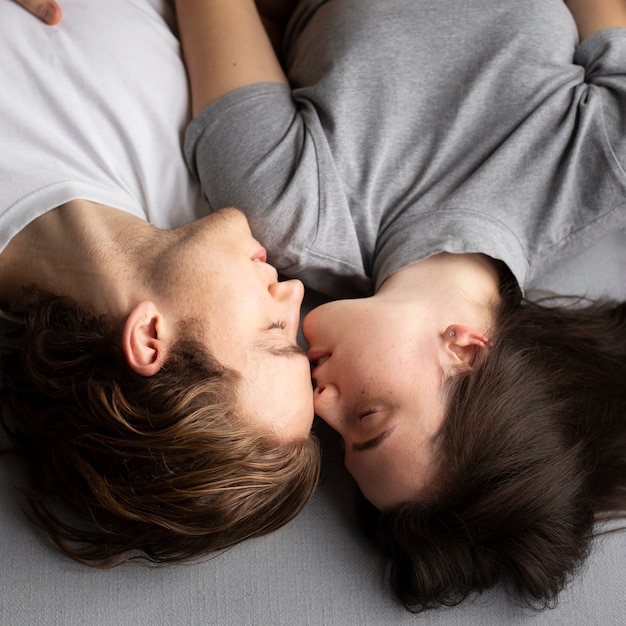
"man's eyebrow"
261,343,308,358
352,426,396,453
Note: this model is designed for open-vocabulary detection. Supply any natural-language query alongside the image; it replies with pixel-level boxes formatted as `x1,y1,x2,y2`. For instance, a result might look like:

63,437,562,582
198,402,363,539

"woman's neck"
377,252,502,331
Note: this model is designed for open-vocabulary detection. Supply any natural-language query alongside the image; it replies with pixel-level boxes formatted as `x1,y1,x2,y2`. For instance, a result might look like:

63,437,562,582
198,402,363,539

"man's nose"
269,278,305,305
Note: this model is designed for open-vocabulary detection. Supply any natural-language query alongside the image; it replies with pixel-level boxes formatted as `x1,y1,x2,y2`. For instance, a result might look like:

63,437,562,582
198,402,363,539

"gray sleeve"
574,29,626,172
184,82,371,297
514,28,626,282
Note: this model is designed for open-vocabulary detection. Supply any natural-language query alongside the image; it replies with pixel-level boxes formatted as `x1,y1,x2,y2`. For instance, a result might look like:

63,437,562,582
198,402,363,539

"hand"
13,0,62,24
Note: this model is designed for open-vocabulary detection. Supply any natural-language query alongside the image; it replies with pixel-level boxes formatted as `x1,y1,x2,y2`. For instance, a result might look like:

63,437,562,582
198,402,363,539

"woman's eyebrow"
352,426,396,453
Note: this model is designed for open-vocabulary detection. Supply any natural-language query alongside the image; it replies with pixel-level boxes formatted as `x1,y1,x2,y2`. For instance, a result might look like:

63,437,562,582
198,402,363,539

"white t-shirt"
0,0,207,256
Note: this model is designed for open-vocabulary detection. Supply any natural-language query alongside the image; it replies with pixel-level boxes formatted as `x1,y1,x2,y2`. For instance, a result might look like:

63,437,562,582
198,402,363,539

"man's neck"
0,200,158,318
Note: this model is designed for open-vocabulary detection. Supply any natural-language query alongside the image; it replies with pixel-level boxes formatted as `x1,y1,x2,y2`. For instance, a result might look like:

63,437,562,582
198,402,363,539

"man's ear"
443,324,490,367
122,301,171,376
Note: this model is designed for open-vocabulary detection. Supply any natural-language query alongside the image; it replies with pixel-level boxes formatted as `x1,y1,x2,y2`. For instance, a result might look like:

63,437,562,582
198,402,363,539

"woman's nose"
313,382,344,433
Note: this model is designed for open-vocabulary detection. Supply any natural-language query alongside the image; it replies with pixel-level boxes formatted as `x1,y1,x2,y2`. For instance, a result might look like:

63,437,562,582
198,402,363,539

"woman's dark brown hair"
0,288,320,566
366,291,626,612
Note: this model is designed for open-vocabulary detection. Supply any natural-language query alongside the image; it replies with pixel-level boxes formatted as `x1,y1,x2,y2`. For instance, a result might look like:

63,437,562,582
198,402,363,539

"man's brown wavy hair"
0,288,320,566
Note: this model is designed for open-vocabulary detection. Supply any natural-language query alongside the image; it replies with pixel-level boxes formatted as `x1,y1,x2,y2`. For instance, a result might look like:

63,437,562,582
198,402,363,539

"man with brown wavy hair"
0,0,319,565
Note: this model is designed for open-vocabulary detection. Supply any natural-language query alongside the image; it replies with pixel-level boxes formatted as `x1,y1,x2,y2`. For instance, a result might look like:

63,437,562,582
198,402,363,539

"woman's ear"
122,301,171,376
443,324,490,367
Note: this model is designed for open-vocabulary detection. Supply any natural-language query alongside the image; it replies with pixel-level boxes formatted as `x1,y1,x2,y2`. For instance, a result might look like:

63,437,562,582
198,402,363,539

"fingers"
14,0,62,25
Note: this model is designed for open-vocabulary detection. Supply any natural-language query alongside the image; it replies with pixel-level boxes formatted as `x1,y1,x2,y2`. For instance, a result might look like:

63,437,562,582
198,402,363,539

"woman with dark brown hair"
0,0,319,566
362,293,626,610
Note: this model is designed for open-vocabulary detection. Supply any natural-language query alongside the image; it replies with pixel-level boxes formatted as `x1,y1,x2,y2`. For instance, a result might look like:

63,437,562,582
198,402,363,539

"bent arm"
174,0,288,118
566,0,626,40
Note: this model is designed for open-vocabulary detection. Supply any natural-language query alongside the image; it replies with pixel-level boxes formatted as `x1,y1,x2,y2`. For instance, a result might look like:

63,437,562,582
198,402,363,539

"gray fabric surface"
1,231,625,625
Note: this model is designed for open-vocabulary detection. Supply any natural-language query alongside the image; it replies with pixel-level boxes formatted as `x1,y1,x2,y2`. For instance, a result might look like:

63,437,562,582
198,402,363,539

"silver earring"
449,331,455,337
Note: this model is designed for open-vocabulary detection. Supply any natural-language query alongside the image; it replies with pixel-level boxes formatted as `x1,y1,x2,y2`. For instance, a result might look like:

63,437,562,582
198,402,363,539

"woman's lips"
307,349,331,365
308,350,331,379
